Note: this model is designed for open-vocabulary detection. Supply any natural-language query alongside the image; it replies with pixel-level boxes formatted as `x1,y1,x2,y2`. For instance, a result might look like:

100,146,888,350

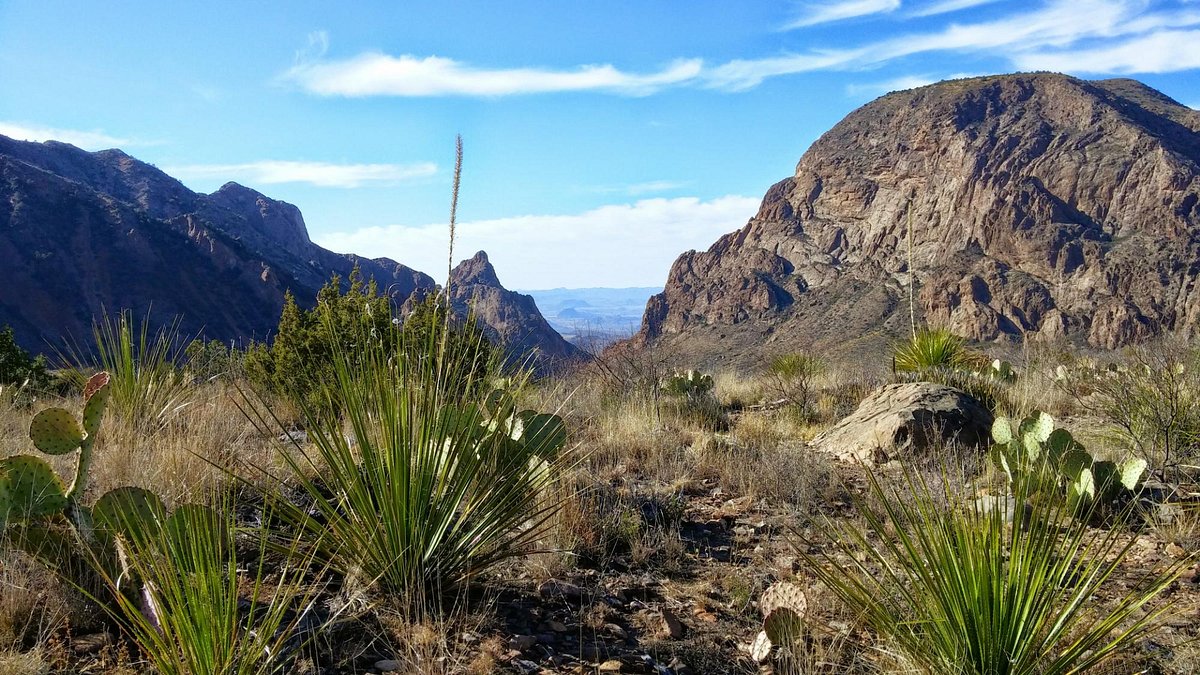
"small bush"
766,352,824,417
0,326,52,404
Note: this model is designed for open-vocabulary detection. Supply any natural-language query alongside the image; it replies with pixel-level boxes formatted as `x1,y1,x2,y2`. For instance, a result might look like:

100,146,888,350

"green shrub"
0,325,52,402
892,328,1011,410
766,352,824,416
184,338,243,382
245,270,493,416
802,465,1190,674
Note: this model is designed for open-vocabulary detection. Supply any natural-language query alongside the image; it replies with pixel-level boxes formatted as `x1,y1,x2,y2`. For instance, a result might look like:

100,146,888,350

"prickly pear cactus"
751,581,808,664
0,455,68,519
661,370,714,399
991,410,1147,517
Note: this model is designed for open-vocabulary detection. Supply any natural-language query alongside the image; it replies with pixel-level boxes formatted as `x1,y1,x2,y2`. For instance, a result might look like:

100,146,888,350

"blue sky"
2,0,1198,288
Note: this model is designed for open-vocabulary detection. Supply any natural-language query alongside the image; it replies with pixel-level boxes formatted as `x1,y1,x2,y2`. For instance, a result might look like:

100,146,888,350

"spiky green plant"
766,352,825,414
801,465,1190,675
63,309,192,429
245,311,570,611
82,494,326,675
892,327,977,373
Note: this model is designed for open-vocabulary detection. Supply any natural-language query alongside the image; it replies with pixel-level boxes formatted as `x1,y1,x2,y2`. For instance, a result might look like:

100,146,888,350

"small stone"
374,659,401,672
548,620,569,632
513,659,541,674
461,631,480,644
538,579,584,601
1167,542,1188,559
659,608,686,639
604,623,628,639
599,659,623,672
509,634,538,651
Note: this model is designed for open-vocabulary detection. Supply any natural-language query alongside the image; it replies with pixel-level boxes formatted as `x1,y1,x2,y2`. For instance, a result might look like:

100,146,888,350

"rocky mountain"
445,251,583,368
636,74,1200,369
0,134,572,367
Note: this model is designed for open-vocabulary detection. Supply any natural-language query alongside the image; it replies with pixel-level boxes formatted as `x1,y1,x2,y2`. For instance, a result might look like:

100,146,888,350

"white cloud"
785,0,902,28
0,121,132,150
284,53,704,97
706,0,1200,90
1013,29,1200,73
315,195,761,288
166,160,438,188
909,0,1001,18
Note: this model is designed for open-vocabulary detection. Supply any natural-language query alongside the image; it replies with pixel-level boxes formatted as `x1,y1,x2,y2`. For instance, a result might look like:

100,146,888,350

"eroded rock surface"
812,382,993,464
636,74,1200,369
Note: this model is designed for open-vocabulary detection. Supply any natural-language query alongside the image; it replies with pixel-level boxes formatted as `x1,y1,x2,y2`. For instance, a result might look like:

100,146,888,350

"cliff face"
637,74,1200,368
0,136,572,363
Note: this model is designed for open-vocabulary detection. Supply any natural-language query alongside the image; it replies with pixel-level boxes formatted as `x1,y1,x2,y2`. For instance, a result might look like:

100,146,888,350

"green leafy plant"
83,495,327,675
991,410,1146,517
892,327,978,374
660,369,714,400
246,312,568,611
0,325,53,405
802,465,1190,675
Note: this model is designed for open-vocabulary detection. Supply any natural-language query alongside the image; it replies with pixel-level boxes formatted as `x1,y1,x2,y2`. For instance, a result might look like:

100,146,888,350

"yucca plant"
250,309,571,612
63,309,192,429
892,327,978,374
83,494,327,675
801,465,1191,674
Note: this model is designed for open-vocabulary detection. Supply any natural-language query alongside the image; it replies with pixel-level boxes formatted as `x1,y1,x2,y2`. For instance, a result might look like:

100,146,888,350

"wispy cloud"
284,53,704,97
284,2,1200,99
909,0,1001,18
0,121,134,150
166,160,437,188
785,0,902,29
706,0,1200,90
1014,29,1200,73
316,195,760,288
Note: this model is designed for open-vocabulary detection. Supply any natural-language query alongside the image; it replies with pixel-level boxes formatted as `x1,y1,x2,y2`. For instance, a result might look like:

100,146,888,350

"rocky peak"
635,73,1200,370
450,250,502,288
201,182,312,258
447,251,582,372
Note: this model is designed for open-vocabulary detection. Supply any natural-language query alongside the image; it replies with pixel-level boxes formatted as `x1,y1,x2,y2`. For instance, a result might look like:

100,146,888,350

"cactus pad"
1118,457,1147,491
749,630,773,664
991,417,1013,445
29,408,85,456
764,607,806,648
515,411,567,458
94,487,166,542
82,372,112,439
0,472,11,530
760,581,807,618
0,456,67,519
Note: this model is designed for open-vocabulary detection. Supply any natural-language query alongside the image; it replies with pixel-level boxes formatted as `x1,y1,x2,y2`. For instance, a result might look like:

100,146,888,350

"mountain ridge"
0,134,577,370
633,73,1200,370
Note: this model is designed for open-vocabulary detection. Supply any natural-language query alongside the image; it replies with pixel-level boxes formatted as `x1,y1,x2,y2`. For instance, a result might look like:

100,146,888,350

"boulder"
812,382,993,464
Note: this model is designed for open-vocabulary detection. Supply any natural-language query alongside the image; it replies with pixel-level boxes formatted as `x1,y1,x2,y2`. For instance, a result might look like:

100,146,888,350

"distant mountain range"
520,287,660,348
0,134,580,370
635,74,1200,370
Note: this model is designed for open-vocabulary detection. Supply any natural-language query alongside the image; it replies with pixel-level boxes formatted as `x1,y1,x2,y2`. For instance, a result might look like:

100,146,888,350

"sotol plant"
991,410,1146,516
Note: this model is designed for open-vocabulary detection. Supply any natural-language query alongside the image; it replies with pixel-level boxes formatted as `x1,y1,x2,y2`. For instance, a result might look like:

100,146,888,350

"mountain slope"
636,73,1200,369
0,135,572,366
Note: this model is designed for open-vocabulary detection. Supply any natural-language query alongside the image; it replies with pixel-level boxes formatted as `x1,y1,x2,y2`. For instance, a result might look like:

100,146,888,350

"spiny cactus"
989,359,1017,384
3,371,166,596
750,581,808,664
661,369,715,399
991,410,1147,516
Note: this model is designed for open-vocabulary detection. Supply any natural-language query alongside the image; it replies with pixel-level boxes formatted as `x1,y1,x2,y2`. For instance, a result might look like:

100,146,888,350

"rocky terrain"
0,135,571,365
635,74,1200,370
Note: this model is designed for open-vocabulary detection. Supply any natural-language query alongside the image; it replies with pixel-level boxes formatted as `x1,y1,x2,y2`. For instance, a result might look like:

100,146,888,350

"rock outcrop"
811,382,993,465
0,135,572,362
636,74,1200,369
447,251,583,371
